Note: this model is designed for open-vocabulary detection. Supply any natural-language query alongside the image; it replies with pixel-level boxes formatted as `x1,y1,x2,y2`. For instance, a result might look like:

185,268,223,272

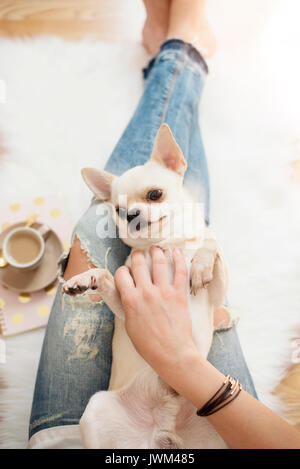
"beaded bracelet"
197,375,242,417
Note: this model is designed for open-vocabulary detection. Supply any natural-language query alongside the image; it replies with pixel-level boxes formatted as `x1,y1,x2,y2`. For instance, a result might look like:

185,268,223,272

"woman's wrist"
177,344,205,377
170,347,226,410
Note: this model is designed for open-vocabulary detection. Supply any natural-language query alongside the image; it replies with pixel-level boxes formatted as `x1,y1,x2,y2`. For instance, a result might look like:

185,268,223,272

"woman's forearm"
115,248,300,449
172,350,300,449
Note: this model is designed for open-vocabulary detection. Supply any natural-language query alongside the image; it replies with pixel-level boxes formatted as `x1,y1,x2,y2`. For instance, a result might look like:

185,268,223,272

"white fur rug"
0,0,300,448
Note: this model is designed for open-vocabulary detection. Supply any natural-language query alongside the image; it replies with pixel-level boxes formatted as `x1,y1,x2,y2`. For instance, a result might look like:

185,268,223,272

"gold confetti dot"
26,213,38,226
18,292,31,304
0,298,5,309
63,241,70,252
44,284,56,295
34,197,45,206
12,313,24,325
1,222,10,231
50,208,61,218
38,305,50,317
10,203,20,212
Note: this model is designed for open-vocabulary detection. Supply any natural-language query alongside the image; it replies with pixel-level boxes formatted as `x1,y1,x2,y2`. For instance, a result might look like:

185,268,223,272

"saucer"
0,221,64,293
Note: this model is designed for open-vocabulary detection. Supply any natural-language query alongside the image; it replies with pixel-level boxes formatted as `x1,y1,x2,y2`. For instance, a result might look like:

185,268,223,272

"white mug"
3,226,49,271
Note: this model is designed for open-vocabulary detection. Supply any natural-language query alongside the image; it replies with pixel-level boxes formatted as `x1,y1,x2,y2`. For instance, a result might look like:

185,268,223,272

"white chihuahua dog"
63,124,229,449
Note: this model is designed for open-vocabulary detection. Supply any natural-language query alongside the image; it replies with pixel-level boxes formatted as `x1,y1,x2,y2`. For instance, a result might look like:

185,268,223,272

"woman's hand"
115,247,300,449
114,246,198,386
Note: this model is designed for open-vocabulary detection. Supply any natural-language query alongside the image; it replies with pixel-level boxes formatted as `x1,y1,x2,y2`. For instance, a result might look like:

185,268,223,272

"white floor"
0,0,300,448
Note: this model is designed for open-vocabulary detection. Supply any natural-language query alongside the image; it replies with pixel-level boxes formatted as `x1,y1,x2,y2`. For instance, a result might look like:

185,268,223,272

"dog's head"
82,124,198,248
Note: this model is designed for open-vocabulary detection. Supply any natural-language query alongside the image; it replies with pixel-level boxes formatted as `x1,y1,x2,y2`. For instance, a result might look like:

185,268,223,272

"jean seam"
159,43,188,125
174,55,195,152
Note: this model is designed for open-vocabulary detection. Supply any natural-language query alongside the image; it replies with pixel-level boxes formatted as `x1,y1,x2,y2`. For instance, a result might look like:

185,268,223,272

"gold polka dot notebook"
0,195,72,336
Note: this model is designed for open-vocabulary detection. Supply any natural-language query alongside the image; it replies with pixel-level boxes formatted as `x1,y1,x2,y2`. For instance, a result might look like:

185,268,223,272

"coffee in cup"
3,227,46,271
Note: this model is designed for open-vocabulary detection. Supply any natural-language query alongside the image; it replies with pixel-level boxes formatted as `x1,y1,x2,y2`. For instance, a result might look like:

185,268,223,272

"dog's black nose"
127,209,140,223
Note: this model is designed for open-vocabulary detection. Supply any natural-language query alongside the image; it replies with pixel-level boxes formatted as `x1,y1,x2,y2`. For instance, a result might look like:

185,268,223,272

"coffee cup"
3,226,50,271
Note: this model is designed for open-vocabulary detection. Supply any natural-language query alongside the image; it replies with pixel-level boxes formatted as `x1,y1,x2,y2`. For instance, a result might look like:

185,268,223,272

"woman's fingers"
116,249,187,295
115,265,135,296
173,248,188,292
130,250,152,287
150,246,169,286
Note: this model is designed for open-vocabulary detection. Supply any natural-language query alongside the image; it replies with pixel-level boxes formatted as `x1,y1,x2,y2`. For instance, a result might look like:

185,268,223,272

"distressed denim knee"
59,197,130,280
29,199,131,438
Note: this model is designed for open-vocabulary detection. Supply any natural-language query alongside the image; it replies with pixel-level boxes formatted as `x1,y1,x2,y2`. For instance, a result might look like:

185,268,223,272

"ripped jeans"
29,39,257,439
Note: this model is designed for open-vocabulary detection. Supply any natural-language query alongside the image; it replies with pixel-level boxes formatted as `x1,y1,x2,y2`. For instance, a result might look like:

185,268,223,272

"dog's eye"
116,206,126,219
147,189,163,201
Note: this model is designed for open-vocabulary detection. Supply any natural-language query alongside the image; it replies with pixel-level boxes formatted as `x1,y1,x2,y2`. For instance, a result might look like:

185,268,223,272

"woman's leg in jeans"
29,40,257,440
29,39,209,439
109,41,257,398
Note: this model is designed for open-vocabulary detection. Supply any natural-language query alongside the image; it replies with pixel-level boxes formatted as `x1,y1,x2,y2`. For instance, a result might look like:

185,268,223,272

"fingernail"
150,245,161,252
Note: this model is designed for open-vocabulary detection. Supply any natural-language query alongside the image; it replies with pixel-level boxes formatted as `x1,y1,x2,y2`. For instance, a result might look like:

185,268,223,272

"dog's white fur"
63,124,229,449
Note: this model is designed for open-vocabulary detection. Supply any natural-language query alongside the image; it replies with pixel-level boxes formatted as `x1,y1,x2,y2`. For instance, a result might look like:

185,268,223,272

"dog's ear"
150,123,187,177
81,168,115,201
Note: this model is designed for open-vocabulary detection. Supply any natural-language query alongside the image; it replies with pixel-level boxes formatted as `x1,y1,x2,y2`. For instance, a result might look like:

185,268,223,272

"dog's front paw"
62,268,106,296
190,264,214,295
190,247,217,296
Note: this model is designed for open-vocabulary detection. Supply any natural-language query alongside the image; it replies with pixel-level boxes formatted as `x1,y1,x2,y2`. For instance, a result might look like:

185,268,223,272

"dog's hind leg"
80,390,135,449
80,369,184,449
80,385,154,449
